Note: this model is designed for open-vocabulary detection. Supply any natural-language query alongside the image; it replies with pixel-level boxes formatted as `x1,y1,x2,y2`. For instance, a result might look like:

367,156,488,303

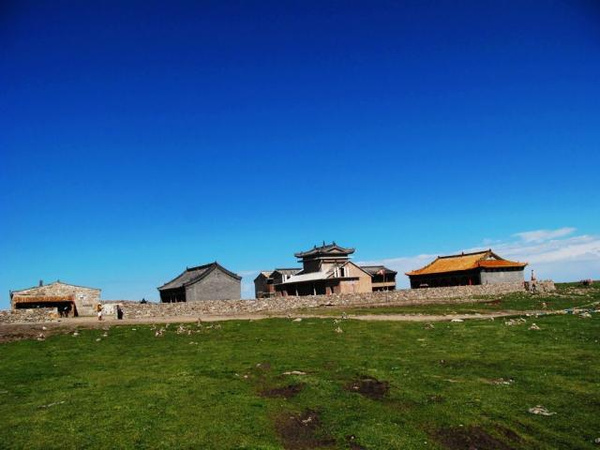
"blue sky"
1,0,599,305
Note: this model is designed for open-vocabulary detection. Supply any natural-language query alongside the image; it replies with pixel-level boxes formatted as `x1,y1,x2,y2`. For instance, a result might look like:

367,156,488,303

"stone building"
361,265,397,291
274,242,373,296
406,249,527,288
10,280,101,316
158,262,241,302
254,268,300,298
254,271,274,299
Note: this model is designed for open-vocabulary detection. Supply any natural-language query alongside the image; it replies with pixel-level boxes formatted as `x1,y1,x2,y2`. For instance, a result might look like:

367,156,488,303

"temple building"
10,280,101,317
406,249,527,289
158,262,241,302
275,242,372,296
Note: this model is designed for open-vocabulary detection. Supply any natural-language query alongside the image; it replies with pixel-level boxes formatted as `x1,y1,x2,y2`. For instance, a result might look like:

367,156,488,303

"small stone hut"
406,249,527,288
158,262,241,302
10,281,101,316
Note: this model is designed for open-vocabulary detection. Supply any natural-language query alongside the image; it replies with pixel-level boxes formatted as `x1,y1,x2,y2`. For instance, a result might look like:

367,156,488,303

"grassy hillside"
0,285,599,449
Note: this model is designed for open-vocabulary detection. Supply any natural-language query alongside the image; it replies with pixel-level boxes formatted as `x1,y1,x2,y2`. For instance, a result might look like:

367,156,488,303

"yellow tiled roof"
406,250,527,276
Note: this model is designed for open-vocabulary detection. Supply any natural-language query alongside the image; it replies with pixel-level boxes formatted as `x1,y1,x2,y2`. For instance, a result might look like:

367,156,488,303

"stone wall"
0,281,555,324
480,269,525,284
118,282,552,319
0,308,59,324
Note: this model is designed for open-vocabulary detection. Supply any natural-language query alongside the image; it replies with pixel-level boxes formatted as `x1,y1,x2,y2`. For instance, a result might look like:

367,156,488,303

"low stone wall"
0,308,59,324
0,281,555,324
118,282,550,320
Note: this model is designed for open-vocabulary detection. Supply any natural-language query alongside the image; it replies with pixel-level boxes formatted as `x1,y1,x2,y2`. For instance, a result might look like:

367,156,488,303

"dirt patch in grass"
0,324,72,343
345,376,389,400
255,361,272,371
345,434,367,449
431,425,513,450
275,409,336,449
261,383,305,399
495,425,522,444
427,394,445,403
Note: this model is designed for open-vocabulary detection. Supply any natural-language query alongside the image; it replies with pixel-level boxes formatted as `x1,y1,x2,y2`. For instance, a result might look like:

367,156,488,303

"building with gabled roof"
360,265,397,291
406,249,527,288
254,271,274,299
10,280,101,316
158,262,241,302
254,268,301,298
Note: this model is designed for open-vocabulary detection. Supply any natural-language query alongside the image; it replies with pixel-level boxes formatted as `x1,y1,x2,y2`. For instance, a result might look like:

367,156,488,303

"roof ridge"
438,249,491,259
11,280,101,294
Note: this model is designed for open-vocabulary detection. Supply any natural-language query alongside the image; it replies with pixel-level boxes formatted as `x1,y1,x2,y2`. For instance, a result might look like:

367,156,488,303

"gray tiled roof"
294,242,355,258
273,268,301,275
158,262,241,290
360,265,398,276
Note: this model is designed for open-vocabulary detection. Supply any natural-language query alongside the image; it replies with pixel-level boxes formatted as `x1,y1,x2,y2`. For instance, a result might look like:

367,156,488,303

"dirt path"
0,310,551,343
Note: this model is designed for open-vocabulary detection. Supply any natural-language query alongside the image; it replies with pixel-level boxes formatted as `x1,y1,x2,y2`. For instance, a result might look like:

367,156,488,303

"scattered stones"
424,323,435,329
580,312,592,319
529,323,541,331
487,378,514,386
36,333,45,341
505,318,527,326
334,327,344,333
282,371,307,376
38,400,65,409
528,405,556,416
72,331,79,337
450,319,464,323
292,318,302,322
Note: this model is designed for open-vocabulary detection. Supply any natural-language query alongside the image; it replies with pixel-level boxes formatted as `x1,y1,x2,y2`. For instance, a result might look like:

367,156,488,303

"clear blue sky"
1,0,599,305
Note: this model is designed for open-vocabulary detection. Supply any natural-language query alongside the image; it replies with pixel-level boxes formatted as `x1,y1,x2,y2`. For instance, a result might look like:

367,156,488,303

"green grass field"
1,284,599,449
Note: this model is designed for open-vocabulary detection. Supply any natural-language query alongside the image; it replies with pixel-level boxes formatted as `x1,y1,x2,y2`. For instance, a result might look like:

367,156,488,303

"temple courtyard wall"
0,281,555,324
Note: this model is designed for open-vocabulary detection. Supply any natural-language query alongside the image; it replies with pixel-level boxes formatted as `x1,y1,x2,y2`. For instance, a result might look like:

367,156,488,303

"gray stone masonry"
186,268,240,301
0,281,556,324
481,270,524,284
